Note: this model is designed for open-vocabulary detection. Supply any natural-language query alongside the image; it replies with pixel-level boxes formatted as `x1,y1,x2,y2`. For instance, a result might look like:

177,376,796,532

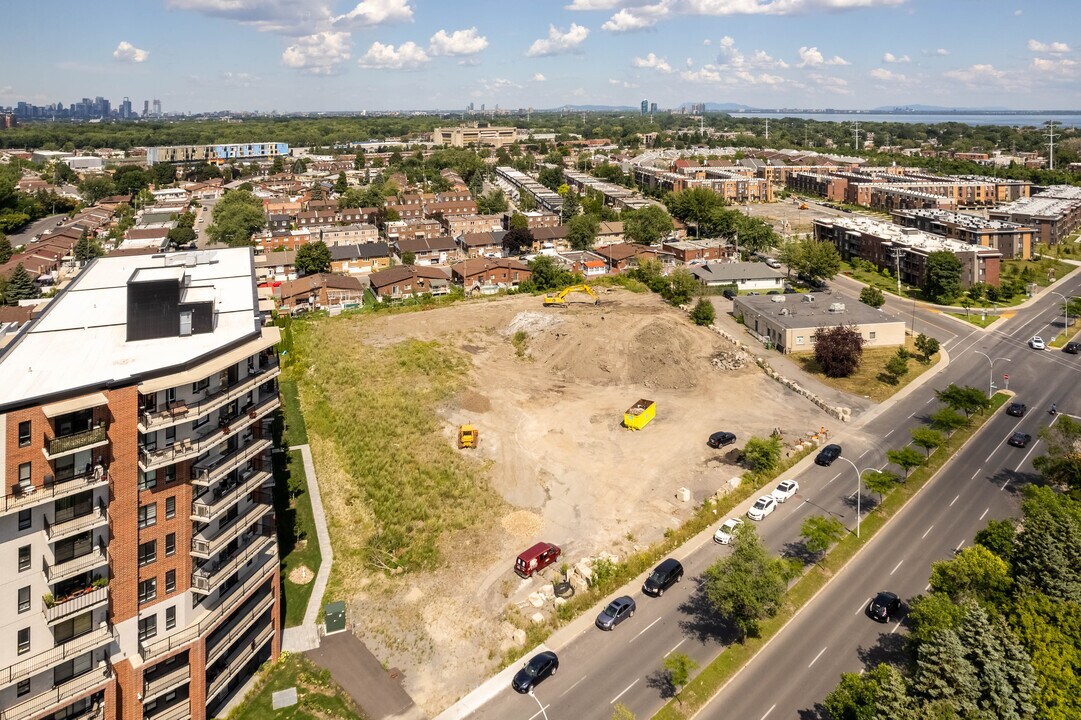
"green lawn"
279,378,310,448
792,337,940,403
221,652,365,720
276,450,322,628
948,312,999,328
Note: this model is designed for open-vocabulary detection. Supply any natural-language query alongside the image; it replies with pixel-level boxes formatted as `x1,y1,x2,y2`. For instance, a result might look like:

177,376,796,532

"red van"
515,542,561,578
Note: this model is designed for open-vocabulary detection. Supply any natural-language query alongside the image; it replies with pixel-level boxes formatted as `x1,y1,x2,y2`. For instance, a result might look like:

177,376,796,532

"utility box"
623,399,656,431
324,601,347,635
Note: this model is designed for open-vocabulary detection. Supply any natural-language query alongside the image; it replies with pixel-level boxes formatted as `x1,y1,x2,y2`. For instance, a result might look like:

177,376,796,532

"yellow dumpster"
624,399,656,431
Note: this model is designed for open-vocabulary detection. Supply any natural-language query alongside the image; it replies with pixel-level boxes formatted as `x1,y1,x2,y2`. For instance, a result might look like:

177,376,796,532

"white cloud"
703,38,712,45
282,31,352,74
332,0,414,27
533,73,546,82
609,78,639,88
113,41,149,63
633,52,673,73
565,0,621,8
1014,9,1022,15
572,87,587,97
797,46,847,66
870,67,906,82
808,72,851,94
167,0,333,34
935,48,950,56
527,23,590,56
357,40,430,69
219,71,260,87
428,27,488,56
882,52,910,63
1031,57,1078,78
568,0,908,25
1028,39,1071,54
680,35,791,87
944,63,1024,91
602,3,671,31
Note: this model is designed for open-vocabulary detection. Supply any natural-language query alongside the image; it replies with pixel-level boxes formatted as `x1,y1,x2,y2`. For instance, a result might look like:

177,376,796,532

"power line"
1045,121,1058,170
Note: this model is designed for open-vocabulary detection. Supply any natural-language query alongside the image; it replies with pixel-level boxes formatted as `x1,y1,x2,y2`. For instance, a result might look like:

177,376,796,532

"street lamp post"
973,350,1010,399
837,456,869,539
1050,292,1080,343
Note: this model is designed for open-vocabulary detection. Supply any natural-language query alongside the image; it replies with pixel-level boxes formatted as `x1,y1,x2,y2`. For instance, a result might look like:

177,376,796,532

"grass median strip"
653,393,1008,719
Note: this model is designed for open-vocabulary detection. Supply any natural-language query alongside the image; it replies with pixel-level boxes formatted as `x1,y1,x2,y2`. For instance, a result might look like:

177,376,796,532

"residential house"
255,228,314,253
319,223,380,246
531,226,571,253
339,207,379,224
557,250,609,278
426,199,479,220
395,236,460,265
385,219,445,243
458,231,507,258
444,213,504,237
734,294,905,354
296,210,337,228
450,258,532,293
368,266,452,301
596,221,625,245
150,187,190,204
662,239,731,265
255,250,298,282
267,214,293,232
330,242,392,274
277,273,366,310
688,262,785,291
505,210,560,230
594,243,675,273
263,198,305,216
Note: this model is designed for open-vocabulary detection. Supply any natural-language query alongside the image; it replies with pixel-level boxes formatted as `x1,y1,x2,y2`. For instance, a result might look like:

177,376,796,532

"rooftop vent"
828,302,846,313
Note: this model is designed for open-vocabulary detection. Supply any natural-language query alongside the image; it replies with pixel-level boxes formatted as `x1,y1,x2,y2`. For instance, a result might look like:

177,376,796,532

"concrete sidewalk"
282,443,333,653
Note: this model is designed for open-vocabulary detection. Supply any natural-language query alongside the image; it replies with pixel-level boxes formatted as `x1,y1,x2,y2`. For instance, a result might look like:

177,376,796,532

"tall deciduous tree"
800,514,845,558
813,324,865,377
929,407,968,437
935,384,990,417
887,446,924,479
501,227,533,256
295,240,331,275
915,333,940,363
1033,415,1081,493
911,427,944,457
662,653,699,705
664,187,723,237
567,214,599,251
207,189,266,247
923,250,963,304
929,545,1012,604
860,285,886,308
862,469,898,503
623,205,674,245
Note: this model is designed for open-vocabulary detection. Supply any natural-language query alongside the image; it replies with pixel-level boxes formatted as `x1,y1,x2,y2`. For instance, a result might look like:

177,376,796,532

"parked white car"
747,495,778,521
714,517,744,544
771,479,800,503
1030,336,1046,350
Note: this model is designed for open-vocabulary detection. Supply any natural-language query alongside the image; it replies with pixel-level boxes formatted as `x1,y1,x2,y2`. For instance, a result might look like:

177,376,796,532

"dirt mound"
458,389,492,414
628,319,704,389
500,510,545,541
288,565,314,585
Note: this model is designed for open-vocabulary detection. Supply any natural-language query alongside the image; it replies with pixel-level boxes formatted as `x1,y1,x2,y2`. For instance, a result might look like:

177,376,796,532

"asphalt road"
6,213,70,246
466,269,1081,720
194,198,217,248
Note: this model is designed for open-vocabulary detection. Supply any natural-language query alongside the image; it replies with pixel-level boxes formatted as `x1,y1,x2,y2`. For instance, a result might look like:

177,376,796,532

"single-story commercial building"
733,294,906,354
689,262,785,292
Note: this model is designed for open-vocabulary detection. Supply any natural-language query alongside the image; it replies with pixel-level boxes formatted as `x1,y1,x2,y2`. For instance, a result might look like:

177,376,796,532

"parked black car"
723,288,737,300
1006,402,1027,417
642,558,684,597
1064,342,1080,354
707,431,737,448
867,591,901,623
512,651,559,693
1008,432,1033,448
815,444,842,466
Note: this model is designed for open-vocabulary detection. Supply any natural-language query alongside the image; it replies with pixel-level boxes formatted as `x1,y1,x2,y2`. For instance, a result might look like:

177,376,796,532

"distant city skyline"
3,0,1079,113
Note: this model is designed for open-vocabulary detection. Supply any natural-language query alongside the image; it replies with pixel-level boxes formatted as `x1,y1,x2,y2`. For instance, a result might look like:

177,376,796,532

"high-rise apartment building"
0,248,281,720
641,99,649,115
152,99,162,117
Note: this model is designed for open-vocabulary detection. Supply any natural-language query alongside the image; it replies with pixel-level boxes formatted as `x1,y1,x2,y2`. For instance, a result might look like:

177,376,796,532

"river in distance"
731,111,1081,128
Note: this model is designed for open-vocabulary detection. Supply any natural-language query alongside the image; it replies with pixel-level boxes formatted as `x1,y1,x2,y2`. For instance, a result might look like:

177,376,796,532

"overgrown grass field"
793,337,939,403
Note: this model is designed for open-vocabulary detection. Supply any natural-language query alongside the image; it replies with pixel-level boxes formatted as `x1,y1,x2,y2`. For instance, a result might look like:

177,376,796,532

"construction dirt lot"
303,288,833,715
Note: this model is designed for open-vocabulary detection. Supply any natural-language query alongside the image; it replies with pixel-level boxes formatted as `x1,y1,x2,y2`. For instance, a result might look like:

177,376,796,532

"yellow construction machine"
457,425,479,449
543,284,600,308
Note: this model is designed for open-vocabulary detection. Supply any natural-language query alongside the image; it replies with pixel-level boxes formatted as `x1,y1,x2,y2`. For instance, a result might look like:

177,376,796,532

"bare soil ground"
314,289,831,714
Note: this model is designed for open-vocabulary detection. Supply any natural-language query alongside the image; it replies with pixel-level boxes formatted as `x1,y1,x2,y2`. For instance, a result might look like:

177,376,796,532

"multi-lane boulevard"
466,269,1081,720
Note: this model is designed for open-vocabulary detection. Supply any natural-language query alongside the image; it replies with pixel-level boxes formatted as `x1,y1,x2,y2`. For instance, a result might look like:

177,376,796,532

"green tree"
923,251,963,304
860,285,886,308
112,166,149,195
741,435,782,474
875,664,920,720
295,241,332,275
813,324,865,378
1009,592,1081,720
567,214,599,251
528,255,574,291
508,212,529,231
538,166,564,191
935,384,991,417
353,151,366,170
929,406,967,437
662,652,699,705
822,670,878,720
150,163,177,186
908,592,966,645
502,227,534,256
913,629,981,716
800,514,845,557
476,189,509,215
910,427,944,458
1013,486,1081,602
664,187,722,237
956,602,1038,720
884,349,910,384
167,225,197,248
74,230,104,263
78,176,117,204
334,172,349,195
560,191,581,223
974,519,1016,564
207,189,266,247
1033,414,1081,492
664,267,698,306
5,263,39,304
690,297,716,326
0,234,11,264
401,251,416,266
270,155,285,174
929,545,1012,604
863,469,898,503
887,446,924,479
339,188,365,209
623,205,674,245
703,523,794,641
914,333,940,363
735,216,782,257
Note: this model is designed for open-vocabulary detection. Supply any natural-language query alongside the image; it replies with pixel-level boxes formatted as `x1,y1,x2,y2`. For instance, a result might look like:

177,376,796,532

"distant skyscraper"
467,102,474,112
143,99,149,117
641,99,649,115
152,98,162,116
121,97,132,119
650,102,658,114
480,103,485,111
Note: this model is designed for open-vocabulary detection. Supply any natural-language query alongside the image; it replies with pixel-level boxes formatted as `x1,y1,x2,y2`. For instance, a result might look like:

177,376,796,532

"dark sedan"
1006,402,1027,417
867,591,901,623
815,443,842,466
708,431,737,448
595,595,636,631
512,651,558,693
1007,432,1033,448
1065,342,1081,354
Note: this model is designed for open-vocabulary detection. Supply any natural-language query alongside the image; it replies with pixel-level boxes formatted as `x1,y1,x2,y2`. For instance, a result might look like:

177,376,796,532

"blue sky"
3,0,1079,112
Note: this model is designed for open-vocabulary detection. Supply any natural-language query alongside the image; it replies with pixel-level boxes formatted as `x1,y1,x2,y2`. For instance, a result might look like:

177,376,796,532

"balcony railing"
146,699,191,720
0,470,109,517
192,527,275,594
206,622,275,701
0,663,110,720
44,539,109,584
206,591,276,668
192,504,273,560
44,585,109,625
45,498,108,542
139,359,280,432
143,663,191,701
139,568,275,661
44,425,109,460
191,468,271,522
191,437,272,488
0,622,113,687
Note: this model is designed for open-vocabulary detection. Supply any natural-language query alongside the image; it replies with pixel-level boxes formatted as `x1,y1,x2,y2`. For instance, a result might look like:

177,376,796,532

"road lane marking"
890,621,903,635
665,639,685,657
1015,440,1042,473
848,489,859,499
925,583,931,592
630,617,661,643
956,540,966,552
949,494,960,507
884,428,895,438
559,677,586,698
922,525,934,539
528,704,551,720
890,560,904,576
1001,476,1012,492
610,678,639,705
855,599,868,615
808,646,828,668
796,499,808,509
971,468,982,480
826,472,841,486
760,704,777,720
979,507,990,520
859,449,871,460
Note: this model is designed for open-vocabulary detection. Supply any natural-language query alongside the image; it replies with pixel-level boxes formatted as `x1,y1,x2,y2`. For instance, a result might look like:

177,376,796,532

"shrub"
690,298,716,326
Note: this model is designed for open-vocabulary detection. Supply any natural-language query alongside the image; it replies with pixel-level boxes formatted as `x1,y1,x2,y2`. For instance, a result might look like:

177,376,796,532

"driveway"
305,632,426,720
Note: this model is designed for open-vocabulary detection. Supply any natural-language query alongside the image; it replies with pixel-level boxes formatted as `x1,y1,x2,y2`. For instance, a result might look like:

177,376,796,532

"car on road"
771,479,799,503
595,595,636,630
512,651,559,693
1064,342,1080,354
1030,336,1046,350
867,591,901,623
747,495,778,521
1006,402,1027,417
642,558,684,597
1008,431,1033,448
815,443,842,466
707,431,737,448
714,517,744,544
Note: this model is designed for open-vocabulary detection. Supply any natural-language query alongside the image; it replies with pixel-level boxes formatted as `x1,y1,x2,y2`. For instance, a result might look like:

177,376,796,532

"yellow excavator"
543,284,600,308
457,425,479,449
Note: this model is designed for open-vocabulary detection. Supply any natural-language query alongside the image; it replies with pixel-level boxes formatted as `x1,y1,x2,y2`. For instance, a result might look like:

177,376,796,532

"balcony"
139,359,281,433
43,425,109,461
192,468,271,522
44,539,109,585
206,622,275,701
206,591,276,668
44,585,109,626
192,503,273,560
146,699,190,720
191,437,272,488
138,391,280,472
0,663,110,720
0,470,110,517
0,622,113,687
143,663,191,701
45,499,108,542
192,526,275,595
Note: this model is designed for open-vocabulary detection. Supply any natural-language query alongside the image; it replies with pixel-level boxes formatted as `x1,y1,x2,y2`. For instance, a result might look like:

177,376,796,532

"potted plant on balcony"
92,575,108,589
43,592,56,608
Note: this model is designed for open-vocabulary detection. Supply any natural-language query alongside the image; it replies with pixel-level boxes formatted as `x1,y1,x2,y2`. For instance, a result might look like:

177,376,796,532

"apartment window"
18,462,31,491
18,420,31,447
18,509,31,531
138,578,157,605
796,336,805,345
869,331,877,341
165,570,176,594
16,679,29,698
165,533,176,556
164,464,177,484
139,471,157,491
165,388,176,404
18,545,30,572
54,652,92,685
138,615,158,642
165,605,176,630
18,586,30,613
165,496,176,520
138,540,157,566
165,426,176,447
193,414,209,429
138,503,157,529
192,378,210,394
54,612,92,643
17,628,30,655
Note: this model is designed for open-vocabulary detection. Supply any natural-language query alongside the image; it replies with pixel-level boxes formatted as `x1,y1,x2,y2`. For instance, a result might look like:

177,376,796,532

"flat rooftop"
817,216,1001,255
735,293,906,330
895,208,1029,231
0,248,261,409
